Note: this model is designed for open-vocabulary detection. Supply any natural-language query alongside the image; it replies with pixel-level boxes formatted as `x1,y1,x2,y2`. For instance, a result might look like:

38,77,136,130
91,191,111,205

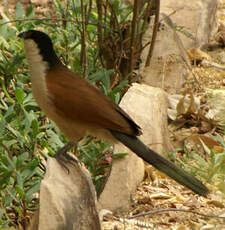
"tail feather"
110,130,208,196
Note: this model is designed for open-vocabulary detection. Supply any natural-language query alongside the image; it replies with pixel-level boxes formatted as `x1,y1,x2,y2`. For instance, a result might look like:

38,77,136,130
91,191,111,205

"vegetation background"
0,0,225,229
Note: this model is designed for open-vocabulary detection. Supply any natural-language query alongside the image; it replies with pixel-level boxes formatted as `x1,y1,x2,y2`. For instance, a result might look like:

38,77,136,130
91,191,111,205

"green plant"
0,1,130,227
77,136,127,195
0,0,157,227
0,74,65,227
166,135,225,194
0,152,42,228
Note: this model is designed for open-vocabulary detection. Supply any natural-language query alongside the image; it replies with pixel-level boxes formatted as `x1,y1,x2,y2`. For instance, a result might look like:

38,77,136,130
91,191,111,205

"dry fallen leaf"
206,200,224,208
187,48,212,64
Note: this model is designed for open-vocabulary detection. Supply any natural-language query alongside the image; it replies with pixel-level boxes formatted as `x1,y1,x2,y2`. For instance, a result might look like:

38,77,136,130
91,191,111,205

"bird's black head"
18,30,60,68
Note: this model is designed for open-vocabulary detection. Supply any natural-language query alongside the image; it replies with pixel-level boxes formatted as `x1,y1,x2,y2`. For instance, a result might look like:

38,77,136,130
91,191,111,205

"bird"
18,30,208,196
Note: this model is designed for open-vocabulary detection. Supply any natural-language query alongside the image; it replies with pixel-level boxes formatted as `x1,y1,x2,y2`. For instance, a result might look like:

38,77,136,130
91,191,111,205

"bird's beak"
18,31,32,39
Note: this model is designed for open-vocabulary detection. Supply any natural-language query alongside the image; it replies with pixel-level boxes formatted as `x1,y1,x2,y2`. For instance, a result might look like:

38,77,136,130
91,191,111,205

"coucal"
18,30,208,196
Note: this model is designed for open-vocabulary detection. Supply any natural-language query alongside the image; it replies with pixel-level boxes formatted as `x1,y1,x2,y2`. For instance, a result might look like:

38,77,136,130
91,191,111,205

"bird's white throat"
23,39,50,110
23,39,49,78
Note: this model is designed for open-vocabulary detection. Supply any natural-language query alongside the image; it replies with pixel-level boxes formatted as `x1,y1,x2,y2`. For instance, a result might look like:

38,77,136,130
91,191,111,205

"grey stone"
140,0,219,93
29,158,101,230
98,83,172,213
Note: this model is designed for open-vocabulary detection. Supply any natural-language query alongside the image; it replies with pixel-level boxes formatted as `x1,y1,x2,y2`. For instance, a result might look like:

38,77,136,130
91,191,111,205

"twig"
161,13,200,85
96,0,105,67
161,58,166,88
201,59,225,70
129,0,139,73
96,0,103,46
0,17,95,27
128,208,225,220
0,8,179,29
86,0,92,25
118,217,153,228
145,0,160,67
139,1,152,44
135,8,180,56
80,0,87,78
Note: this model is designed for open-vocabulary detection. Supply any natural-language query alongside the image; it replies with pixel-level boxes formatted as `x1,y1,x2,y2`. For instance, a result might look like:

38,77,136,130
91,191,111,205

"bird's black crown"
18,30,60,68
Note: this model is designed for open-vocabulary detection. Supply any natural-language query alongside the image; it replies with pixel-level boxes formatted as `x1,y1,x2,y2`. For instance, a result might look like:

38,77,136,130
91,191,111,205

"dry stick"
0,17,97,27
145,0,160,67
139,1,152,44
201,59,225,70
86,0,92,25
103,3,107,37
0,9,180,28
106,0,120,32
129,0,139,74
128,208,225,220
80,0,87,78
106,1,121,89
96,0,105,67
161,13,200,85
96,0,103,45
135,9,179,56
106,0,129,77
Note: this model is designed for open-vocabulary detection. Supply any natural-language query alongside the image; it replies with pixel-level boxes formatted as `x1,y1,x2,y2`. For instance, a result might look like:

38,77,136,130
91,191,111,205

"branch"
145,0,160,67
128,208,225,220
129,0,140,74
86,0,93,25
80,0,87,78
96,0,103,46
0,17,96,27
139,0,152,43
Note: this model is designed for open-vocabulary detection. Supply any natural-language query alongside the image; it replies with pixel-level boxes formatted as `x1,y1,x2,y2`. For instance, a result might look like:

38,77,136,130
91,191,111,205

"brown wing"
46,65,142,136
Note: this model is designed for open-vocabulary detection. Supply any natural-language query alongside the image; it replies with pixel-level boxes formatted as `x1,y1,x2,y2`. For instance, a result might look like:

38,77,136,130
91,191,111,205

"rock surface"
160,0,219,49
28,157,101,230
140,0,219,93
98,83,171,213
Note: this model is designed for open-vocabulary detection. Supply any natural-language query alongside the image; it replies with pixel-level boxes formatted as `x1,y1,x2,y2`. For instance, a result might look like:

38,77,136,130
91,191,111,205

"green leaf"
193,153,208,168
0,36,9,49
46,129,64,146
1,153,15,170
6,124,23,139
25,5,34,18
0,22,8,38
15,88,25,104
26,182,40,201
16,152,29,168
88,69,114,84
31,119,39,138
111,153,128,158
6,188,20,204
15,2,24,19
2,139,17,148
15,185,25,198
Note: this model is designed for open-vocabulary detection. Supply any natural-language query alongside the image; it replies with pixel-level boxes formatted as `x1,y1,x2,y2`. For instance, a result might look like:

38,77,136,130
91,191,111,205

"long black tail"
110,130,208,196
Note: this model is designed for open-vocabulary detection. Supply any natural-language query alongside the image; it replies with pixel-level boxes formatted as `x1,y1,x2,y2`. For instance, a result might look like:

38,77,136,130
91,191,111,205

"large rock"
98,83,172,213
160,0,219,49
140,0,219,93
29,157,101,230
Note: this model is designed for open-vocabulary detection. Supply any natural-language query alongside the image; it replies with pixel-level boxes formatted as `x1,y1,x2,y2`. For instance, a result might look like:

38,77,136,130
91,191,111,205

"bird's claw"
53,142,78,173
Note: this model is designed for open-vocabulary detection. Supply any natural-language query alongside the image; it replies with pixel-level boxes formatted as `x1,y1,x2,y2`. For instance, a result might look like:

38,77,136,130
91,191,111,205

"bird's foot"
53,142,78,173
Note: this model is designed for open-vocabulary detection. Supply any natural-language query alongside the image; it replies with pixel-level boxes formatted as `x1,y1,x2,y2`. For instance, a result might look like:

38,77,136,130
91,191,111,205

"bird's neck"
23,39,57,110
23,39,61,72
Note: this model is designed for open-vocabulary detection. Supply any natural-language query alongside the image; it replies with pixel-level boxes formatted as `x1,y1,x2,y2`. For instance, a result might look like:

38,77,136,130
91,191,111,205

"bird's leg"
53,141,78,173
